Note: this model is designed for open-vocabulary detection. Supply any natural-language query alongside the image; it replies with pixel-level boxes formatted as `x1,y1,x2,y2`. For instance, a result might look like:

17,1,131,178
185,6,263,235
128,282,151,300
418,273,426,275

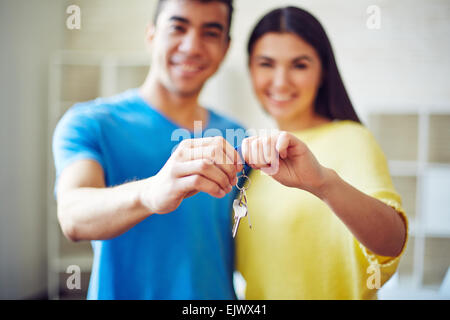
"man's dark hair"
153,0,234,39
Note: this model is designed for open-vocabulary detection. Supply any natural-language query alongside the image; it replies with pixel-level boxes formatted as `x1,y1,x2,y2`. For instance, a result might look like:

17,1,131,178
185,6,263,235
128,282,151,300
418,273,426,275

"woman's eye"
259,63,273,68
294,64,307,69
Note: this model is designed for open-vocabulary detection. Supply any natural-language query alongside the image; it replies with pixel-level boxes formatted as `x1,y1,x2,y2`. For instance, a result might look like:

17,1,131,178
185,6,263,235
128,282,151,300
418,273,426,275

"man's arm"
56,137,242,242
57,159,152,241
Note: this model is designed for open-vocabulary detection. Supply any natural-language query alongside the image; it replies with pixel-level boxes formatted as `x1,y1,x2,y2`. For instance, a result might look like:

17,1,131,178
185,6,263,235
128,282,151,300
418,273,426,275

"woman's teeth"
270,94,294,102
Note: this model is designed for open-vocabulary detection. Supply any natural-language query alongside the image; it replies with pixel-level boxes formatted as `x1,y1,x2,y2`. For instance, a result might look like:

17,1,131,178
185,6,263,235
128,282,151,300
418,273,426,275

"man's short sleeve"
52,105,105,188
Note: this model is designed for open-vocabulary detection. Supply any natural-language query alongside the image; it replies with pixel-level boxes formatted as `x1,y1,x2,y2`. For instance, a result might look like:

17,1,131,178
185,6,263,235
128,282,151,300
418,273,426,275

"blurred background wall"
0,0,449,299
0,0,64,299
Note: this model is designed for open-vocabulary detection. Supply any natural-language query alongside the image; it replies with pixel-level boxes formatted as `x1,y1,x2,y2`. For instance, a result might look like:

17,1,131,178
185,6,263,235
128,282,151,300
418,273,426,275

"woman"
236,7,408,299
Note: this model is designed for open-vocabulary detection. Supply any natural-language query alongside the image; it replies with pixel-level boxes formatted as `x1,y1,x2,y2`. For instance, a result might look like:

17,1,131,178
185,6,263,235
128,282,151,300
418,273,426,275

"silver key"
232,198,247,238
232,169,252,238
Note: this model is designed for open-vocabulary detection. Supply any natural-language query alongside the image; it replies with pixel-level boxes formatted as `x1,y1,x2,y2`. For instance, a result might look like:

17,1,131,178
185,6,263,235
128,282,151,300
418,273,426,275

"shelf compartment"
422,166,450,233
368,114,419,161
428,114,450,163
397,235,415,287
391,175,417,222
60,65,100,102
57,229,93,273
116,65,149,94
423,237,450,289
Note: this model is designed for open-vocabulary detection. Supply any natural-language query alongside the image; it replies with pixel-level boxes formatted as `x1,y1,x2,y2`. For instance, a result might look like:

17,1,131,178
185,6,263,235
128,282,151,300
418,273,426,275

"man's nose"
178,31,203,55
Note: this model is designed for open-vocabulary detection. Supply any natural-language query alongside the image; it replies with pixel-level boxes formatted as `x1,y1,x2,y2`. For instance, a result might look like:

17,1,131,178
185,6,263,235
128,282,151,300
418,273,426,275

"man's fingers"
180,147,237,185
177,174,226,199
173,159,233,192
176,138,240,184
216,136,243,172
242,136,258,168
179,137,242,171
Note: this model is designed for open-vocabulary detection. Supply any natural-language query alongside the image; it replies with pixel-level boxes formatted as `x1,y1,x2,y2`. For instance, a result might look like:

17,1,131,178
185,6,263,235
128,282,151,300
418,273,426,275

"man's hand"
141,136,243,214
241,131,329,195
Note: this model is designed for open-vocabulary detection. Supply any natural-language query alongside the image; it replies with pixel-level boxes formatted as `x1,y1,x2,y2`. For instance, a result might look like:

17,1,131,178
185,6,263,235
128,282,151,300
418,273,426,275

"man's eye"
170,25,185,33
204,31,220,38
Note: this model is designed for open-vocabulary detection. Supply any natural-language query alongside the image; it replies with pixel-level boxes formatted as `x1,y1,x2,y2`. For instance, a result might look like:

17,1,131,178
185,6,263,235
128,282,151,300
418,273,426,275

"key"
232,198,248,238
231,156,252,238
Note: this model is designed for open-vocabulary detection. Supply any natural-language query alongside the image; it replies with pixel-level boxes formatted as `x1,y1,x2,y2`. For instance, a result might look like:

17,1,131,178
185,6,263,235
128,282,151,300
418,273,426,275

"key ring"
232,167,253,231
236,169,251,192
238,192,247,206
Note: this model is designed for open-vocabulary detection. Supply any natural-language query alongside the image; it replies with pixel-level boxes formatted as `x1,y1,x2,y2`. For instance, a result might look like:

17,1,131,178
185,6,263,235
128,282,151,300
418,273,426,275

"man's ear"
222,37,231,59
145,23,156,52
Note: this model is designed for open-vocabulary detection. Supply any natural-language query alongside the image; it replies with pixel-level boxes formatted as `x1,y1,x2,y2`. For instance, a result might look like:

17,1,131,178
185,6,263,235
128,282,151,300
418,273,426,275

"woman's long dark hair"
248,7,361,123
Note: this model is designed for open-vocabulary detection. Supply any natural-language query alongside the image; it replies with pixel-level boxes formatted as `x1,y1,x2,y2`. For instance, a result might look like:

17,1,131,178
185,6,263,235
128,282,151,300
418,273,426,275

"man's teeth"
180,64,201,72
270,94,293,102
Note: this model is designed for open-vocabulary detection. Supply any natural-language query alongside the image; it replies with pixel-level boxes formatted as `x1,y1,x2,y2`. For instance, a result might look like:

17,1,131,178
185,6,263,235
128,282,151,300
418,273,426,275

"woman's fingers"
244,131,298,163
242,134,279,171
261,135,280,175
242,136,260,168
276,131,291,159
262,135,279,165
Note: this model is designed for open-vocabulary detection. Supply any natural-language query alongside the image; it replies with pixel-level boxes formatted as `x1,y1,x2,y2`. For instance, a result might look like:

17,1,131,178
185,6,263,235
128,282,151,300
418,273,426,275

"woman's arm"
316,168,406,257
241,131,407,257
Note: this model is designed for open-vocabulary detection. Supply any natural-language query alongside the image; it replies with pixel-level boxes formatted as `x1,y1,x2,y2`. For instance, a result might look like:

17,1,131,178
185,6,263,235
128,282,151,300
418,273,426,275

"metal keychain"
232,169,251,238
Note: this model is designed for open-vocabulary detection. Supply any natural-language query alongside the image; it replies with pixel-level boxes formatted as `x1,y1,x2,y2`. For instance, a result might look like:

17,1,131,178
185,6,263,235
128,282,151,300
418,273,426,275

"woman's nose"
272,67,290,90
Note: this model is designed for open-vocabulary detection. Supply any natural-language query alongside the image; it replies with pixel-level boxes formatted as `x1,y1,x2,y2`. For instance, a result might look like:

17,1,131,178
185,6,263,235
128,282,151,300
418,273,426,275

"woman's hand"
241,131,331,195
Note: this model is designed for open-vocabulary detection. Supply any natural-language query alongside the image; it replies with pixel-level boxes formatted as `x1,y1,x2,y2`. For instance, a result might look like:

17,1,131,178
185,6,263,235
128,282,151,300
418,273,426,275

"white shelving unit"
368,110,450,297
47,51,150,299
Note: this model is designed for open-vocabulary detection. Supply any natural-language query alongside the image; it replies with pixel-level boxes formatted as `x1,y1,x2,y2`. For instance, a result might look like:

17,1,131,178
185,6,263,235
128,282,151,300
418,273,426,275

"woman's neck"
276,111,332,132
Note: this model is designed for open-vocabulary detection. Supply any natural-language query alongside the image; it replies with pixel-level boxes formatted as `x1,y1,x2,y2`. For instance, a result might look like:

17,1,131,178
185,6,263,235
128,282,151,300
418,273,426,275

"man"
53,0,245,299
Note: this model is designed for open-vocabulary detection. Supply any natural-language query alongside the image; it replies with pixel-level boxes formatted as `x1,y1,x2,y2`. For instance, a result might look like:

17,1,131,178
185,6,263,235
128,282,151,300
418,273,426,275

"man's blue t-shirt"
53,89,247,299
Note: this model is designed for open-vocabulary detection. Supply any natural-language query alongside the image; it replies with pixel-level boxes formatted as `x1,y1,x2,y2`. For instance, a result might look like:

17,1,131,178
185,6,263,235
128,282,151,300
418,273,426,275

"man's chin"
169,83,204,98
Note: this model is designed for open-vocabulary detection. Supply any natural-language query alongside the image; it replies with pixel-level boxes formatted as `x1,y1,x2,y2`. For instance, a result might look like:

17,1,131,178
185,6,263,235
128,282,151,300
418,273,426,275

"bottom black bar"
1,299,447,318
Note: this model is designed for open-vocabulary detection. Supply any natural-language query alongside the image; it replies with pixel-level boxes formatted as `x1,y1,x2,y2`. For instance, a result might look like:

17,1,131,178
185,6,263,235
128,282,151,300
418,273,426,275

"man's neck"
139,76,208,131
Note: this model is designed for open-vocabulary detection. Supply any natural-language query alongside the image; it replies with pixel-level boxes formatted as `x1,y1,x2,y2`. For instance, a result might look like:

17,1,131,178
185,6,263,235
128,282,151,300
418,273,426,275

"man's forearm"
316,169,407,257
57,178,152,241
